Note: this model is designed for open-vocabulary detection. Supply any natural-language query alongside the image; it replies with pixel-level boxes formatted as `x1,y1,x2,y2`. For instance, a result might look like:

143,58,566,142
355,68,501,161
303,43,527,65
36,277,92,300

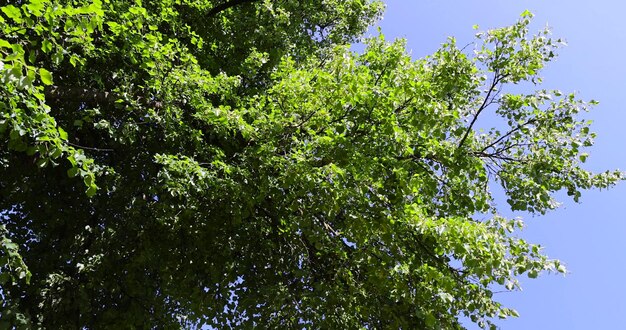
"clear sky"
373,1,626,329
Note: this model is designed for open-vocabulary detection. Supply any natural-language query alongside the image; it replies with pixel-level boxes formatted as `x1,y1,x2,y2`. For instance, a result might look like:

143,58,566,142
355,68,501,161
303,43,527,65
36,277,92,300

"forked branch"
457,71,506,149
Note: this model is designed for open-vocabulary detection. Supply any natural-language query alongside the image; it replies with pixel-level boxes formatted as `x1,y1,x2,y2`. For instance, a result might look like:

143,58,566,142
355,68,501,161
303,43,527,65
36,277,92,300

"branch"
480,118,535,153
473,151,525,163
373,64,388,86
457,72,505,149
393,97,414,114
67,141,114,153
207,0,258,17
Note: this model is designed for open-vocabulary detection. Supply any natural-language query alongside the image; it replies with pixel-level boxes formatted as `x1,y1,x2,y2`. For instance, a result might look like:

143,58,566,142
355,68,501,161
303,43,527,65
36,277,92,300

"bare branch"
473,151,526,163
480,118,535,153
457,72,506,149
67,141,114,152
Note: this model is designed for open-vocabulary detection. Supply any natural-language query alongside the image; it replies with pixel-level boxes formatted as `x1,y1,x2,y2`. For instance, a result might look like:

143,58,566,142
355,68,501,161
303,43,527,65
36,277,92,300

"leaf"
58,127,68,140
1,5,22,23
86,184,97,197
520,9,533,17
0,3,620,329
36,158,48,168
424,313,436,327
0,272,9,285
67,167,79,178
39,68,53,85
41,40,53,53
3,241,18,250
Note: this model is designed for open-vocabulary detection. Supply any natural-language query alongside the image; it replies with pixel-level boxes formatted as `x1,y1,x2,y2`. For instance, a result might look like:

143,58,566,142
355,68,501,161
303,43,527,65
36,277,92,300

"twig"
457,71,506,149
480,118,535,153
67,141,114,152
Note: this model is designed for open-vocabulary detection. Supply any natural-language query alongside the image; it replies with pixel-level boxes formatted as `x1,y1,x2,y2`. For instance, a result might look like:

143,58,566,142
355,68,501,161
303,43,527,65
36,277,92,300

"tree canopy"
0,0,621,328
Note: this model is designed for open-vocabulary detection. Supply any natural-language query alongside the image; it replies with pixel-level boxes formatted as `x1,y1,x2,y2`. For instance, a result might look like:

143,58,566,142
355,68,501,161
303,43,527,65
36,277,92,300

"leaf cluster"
0,2,621,329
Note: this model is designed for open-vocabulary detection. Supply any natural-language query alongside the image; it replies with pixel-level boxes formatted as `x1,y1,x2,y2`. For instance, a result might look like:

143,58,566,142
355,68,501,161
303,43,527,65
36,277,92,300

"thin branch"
495,142,525,155
457,72,506,149
393,97,414,114
480,119,535,153
473,151,525,163
67,141,114,152
373,64,388,87
415,161,447,186
292,108,319,131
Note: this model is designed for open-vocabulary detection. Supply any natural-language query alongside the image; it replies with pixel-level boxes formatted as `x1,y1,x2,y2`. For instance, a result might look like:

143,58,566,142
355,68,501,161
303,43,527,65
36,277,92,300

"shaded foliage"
0,1,620,329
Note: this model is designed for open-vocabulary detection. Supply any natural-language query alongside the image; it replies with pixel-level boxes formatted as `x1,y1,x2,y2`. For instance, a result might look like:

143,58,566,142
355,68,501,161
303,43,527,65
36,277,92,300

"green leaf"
3,241,18,250
41,40,53,53
86,185,97,197
67,167,79,178
36,158,48,168
1,5,22,23
0,272,10,285
58,127,68,140
424,313,436,327
39,68,53,85
0,3,619,329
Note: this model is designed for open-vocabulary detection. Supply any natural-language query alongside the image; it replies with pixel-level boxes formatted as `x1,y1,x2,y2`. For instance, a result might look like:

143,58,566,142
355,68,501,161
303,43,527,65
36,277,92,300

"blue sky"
374,1,626,329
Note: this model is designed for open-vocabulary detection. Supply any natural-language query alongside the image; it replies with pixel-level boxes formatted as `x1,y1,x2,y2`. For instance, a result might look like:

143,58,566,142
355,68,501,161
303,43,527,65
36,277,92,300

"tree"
0,0,621,328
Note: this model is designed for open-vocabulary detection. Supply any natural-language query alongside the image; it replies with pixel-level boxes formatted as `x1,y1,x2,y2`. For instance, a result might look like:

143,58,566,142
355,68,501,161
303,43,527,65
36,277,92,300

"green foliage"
0,1,620,329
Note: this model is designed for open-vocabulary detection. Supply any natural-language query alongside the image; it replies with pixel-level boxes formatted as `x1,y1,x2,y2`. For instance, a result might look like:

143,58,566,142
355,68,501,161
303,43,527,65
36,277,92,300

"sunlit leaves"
38,68,52,85
0,2,621,330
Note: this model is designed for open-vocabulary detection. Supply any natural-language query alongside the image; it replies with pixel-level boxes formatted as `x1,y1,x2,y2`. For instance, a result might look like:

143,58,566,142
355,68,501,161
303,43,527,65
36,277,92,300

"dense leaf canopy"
0,0,621,328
